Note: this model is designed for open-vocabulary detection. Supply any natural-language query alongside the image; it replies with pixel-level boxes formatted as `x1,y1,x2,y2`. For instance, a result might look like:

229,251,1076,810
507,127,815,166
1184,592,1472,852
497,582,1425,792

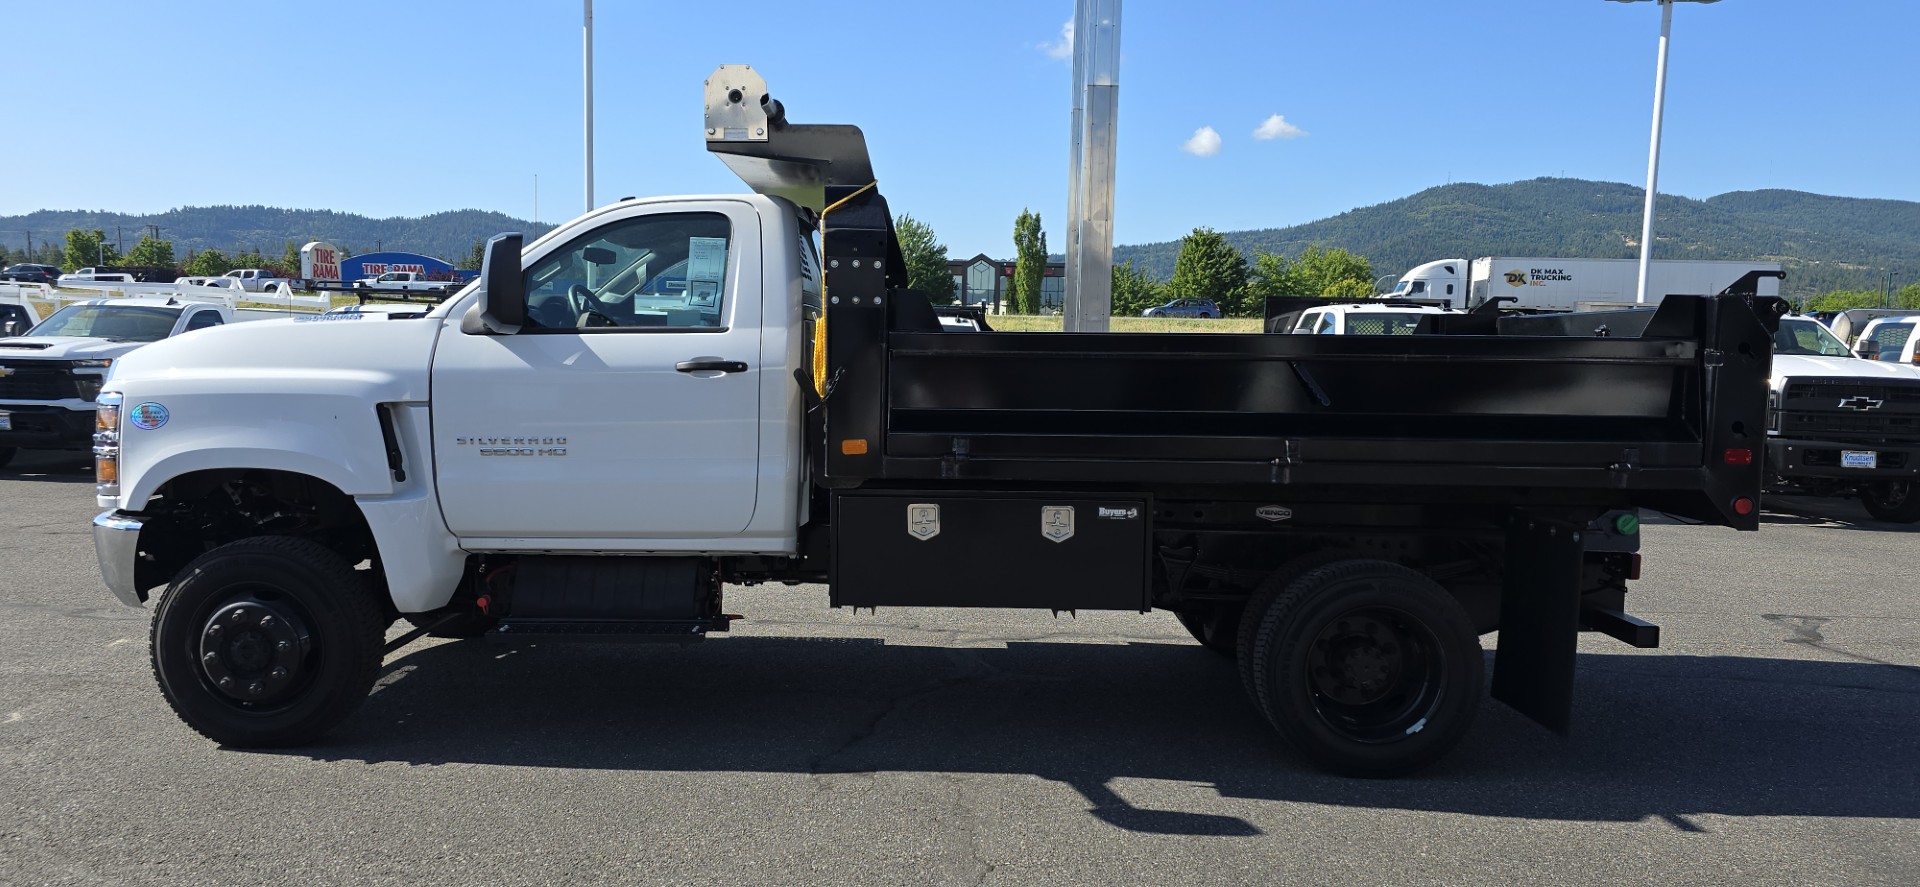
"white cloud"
1253,114,1307,141
1181,126,1222,157
1042,20,1073,59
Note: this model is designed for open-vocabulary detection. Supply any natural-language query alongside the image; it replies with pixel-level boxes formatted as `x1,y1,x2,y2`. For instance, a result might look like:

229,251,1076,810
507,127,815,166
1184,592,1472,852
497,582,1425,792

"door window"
523,212,733,331
184,310,224,331
1315,312,1338,335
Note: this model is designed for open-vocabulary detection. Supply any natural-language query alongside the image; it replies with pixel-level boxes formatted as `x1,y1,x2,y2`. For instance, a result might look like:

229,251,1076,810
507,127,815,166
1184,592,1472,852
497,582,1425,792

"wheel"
1145,310,1162,318
0,447,15,469
1242,559,1483,777
1174,604,1242,657
149,536,388,747
1861,481,1920,523
1235,550,1361,705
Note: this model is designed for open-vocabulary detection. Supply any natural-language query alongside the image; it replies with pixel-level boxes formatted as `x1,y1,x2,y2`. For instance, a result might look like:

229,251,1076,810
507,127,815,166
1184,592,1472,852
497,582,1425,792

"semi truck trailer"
90,66,1784,776
1387,257,1783,312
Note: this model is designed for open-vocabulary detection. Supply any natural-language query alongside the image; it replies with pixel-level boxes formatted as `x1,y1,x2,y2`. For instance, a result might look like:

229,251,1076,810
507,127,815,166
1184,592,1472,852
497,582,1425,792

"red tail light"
1724,448,1753,465
1733,497,1755,516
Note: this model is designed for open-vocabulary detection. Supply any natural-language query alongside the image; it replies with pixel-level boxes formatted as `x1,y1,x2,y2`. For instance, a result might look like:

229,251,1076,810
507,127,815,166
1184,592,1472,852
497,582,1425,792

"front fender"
118,392,400,508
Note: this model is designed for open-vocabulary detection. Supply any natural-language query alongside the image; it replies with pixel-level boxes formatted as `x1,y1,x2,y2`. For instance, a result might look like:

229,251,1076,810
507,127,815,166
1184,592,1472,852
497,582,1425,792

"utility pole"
116,225,123,256
584,0,595,213
1063,0,1121,332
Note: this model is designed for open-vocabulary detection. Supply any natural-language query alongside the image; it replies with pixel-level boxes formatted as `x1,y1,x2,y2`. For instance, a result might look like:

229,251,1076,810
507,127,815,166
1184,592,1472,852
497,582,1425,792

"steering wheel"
567,284,601,317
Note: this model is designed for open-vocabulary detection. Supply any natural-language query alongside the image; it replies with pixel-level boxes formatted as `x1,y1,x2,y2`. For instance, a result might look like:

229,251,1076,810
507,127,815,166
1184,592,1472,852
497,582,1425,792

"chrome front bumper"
92,511,145,607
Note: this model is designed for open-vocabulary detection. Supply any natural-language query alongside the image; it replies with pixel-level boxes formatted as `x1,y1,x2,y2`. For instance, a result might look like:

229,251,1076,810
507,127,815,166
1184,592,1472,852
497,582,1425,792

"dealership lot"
1,450,1914,886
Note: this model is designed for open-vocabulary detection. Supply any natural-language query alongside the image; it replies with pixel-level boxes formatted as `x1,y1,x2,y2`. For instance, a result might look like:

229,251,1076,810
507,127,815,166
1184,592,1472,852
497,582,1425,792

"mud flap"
1491,515,1584,734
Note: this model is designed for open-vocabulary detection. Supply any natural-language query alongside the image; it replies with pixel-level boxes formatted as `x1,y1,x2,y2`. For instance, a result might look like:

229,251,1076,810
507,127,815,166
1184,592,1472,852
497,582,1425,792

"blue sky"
6,0,1914,259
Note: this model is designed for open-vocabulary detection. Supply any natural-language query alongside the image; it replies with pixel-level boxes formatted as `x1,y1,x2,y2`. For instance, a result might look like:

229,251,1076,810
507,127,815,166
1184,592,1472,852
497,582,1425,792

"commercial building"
947,254,1065,313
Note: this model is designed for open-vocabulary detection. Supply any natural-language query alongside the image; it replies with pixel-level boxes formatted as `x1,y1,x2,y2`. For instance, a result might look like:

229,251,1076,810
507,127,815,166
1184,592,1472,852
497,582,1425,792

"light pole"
584,0,595,213
1608,0,1720,304
1375,273,1399,295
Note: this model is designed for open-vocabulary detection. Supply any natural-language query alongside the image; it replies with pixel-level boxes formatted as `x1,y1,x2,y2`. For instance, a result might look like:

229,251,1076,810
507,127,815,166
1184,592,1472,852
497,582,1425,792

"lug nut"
276,641,291,651
270,667,288,680
247,682,264,696
203,652,219,664
230,609,248,623
217,677,234,689
258,615,274,626
206,623,222,636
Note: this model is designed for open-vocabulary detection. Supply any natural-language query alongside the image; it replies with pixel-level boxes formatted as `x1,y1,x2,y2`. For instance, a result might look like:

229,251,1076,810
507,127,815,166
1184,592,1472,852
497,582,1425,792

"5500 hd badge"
456,436,568,456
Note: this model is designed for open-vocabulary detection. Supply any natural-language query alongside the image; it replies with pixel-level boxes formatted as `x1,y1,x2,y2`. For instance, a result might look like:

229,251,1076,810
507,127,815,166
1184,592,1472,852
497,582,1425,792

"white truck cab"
1285,302,1460,335
1766,315,1920,522
1850,315,1920,364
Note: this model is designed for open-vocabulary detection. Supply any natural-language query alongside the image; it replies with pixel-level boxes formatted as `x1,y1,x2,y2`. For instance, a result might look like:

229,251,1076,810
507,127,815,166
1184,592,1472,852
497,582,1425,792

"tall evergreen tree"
1165,228,1249,315
894,214,956,303
1011,209,1047,314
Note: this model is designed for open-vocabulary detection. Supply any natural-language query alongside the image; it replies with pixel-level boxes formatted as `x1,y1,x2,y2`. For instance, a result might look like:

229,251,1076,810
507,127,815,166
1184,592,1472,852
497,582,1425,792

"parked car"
1142,298,1221,318
1,264,61,285
1850,315,1919,364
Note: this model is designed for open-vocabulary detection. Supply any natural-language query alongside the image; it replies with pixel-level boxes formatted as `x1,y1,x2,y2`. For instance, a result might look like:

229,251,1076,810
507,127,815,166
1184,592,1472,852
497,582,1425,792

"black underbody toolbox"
831,492,1150,611
494,556,727,639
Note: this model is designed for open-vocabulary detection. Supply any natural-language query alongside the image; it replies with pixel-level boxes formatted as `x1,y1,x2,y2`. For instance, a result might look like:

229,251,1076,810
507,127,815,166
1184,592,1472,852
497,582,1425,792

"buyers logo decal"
130,402,169,430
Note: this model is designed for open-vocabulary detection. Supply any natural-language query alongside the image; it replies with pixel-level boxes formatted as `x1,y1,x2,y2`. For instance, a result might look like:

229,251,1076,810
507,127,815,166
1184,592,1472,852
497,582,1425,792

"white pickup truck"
352,271,458,293
221,269,296,293
0,297,239,466
1765,316,1920,522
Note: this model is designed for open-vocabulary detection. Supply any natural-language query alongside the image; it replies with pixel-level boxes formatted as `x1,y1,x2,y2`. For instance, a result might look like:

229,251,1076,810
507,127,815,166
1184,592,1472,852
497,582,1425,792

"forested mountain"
1114,179,1920,297
0,205,553,264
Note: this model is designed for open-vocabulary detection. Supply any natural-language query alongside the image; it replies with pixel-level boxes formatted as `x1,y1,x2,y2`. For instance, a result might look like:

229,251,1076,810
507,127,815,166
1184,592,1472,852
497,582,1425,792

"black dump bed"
817,293,1783,530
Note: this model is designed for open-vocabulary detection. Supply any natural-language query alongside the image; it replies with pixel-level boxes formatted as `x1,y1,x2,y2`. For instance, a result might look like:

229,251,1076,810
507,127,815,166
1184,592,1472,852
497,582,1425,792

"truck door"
429,202,765,543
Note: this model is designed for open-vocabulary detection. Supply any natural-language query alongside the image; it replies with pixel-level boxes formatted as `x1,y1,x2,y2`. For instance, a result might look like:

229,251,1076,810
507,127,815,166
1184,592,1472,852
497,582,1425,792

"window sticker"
686,237,728,314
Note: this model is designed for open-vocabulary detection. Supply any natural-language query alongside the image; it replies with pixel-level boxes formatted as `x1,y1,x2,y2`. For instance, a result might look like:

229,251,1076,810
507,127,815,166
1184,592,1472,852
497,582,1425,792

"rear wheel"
1861,481,1920,523
150,536,387,747
1243,558,1483,777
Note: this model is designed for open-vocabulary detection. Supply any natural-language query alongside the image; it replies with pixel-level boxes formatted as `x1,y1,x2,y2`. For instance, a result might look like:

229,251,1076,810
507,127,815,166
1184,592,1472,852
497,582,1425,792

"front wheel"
1861,481,1920,523
1243,559,1483,777
150,536,388,747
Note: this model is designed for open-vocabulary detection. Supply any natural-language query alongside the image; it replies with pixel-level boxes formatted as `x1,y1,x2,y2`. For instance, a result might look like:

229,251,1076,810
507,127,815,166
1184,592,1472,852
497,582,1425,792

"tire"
1235,550,1362,707
150,536,388,747
1174,605,1242,658
0,447,15,469
1243,558,1483,777
1861,481,1920,523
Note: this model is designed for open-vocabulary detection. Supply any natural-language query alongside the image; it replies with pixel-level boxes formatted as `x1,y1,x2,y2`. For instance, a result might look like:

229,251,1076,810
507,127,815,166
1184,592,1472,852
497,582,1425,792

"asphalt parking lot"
2,449,1915,886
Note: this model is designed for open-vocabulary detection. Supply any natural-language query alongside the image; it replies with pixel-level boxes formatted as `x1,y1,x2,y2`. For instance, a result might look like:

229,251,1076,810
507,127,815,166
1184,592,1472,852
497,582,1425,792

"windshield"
1389,279,1409,294
28,305,181,342
1345,312,1433,336
1771,319,1853,357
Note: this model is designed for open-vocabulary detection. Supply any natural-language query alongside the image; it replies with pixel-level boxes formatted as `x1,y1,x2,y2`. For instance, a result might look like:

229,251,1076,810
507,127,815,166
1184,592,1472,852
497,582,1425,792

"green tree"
457,238,486,271
62,228,120,272
1899,282,1920,310
1322,277,1376,300
122,235,176,271
1285,245,1374,298
183,249,235,277
1245,251,1292,301
893,214,956,303
1110,260,1163,316
1165,227,1249,315
1011,209,1047,314
282,241,303,275
1805,290,1886,312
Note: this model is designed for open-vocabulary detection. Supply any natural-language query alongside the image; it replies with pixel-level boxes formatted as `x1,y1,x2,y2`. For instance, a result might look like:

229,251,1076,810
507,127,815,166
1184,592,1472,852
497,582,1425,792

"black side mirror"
467,232,525,335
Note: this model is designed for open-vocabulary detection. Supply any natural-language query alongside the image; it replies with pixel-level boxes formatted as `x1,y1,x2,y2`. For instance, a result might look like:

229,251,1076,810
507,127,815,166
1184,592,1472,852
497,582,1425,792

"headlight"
73,358,113,368
1767,390,1781,433
94,392,122,497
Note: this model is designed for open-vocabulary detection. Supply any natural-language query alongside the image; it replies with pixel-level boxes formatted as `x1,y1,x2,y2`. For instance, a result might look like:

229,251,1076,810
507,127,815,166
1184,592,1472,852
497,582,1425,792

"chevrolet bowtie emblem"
1837,396,1884,411
0,367,13,378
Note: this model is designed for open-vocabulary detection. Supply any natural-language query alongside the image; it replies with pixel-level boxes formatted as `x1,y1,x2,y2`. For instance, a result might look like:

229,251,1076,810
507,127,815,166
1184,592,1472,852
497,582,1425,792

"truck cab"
1383,259,1465,302
1285,302,1460,335
1766,315,1920,522
1850,315,1919,364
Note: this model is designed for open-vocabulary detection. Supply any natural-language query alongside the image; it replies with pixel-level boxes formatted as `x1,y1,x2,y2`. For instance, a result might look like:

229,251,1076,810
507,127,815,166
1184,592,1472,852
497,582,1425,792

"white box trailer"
1386,257,1782,312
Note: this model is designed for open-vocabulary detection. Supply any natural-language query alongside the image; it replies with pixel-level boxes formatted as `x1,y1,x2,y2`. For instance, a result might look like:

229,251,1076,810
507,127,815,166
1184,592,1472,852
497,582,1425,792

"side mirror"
468,232,525,334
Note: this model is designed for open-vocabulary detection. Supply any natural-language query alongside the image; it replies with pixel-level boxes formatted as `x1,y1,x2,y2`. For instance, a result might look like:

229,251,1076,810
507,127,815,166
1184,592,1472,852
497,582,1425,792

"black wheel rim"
1303,605,1447,743
188,584,318,711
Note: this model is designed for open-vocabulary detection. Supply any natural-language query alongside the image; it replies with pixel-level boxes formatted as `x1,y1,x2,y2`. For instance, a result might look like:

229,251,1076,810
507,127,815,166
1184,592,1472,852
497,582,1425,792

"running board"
491,617,731,643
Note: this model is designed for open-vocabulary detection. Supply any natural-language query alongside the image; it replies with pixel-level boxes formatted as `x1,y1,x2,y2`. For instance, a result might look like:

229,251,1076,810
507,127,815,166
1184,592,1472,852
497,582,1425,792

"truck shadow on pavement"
279,636,1920,836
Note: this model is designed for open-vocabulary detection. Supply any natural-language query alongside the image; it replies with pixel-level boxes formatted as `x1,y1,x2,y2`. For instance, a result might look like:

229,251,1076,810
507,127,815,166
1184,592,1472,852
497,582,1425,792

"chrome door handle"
675,358,748,374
